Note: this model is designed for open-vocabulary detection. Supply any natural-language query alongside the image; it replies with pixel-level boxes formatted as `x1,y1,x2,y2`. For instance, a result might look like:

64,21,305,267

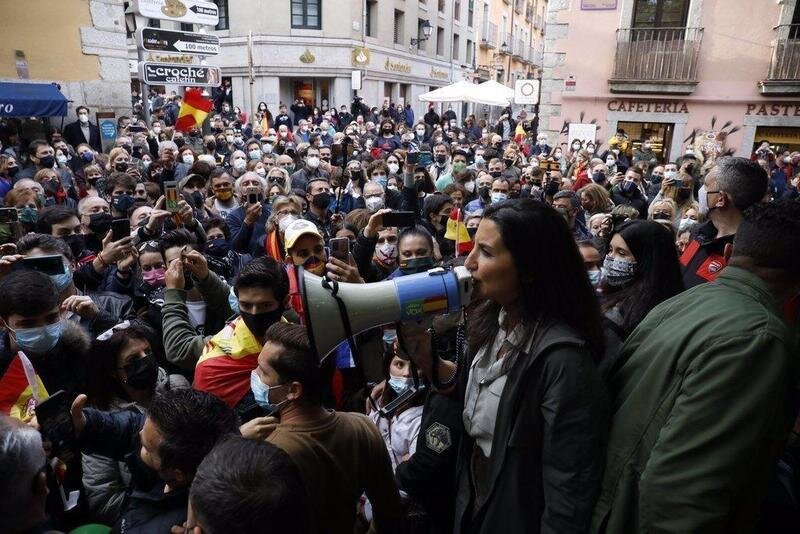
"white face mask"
464,180,475,193
182,154,194,165
153,126,161,134
587,147,595,154
226,135,234,144
56,155,68,165
475,155,485,165
263,144,273,154
697,184,709,216
233,158,246,171
365,196,385,212
78,114,89,124
664,170,678,180
256,168,267,177
306,156,320,169
278,214,298,233
387,163,399,174
416,129,425,136
606,159,616,167
376,242,397,264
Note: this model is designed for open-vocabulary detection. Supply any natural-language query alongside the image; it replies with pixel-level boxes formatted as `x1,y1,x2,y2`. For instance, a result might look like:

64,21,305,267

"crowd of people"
0,89,799,534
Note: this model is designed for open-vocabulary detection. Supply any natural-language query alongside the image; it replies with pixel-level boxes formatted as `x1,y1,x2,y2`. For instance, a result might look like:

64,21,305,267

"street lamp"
411,19,433,48
500,42,509,55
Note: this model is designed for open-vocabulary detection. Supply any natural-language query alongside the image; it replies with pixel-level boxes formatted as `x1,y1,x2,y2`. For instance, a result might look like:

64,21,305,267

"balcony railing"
500,32,513,54
611,27,704,83
513,38,526,59
768,24,800,80
480,20,498,48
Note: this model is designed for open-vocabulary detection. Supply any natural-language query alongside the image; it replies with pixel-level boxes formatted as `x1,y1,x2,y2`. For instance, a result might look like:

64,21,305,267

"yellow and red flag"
175,88,213,133
0,352,48,422
444,207,473,257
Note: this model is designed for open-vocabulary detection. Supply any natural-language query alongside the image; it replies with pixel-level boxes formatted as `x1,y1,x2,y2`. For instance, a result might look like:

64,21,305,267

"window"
466,38,473,63
394,9,405,44
468,0,475,27
366,0,377,37
633,0,690,28
438,0,446,13
453,33,460,60
180,23,193,32
436,26,445,55
214,0,229,31
292,0,321,29
454,0,461,21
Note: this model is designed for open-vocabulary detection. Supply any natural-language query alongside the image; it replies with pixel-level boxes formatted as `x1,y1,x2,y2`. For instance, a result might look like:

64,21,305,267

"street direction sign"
137,27,220,56
138,62,221,86
132,0,219,26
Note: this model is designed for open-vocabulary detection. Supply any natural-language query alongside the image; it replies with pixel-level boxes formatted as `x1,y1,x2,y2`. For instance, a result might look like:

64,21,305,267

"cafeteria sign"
138,62,221,86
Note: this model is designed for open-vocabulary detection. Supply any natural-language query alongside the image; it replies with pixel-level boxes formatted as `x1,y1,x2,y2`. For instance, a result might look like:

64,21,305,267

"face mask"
240,308,284,339
142,160,151,170
88,212,113,235
587,147,596,155
154,126,163,135
399,256,434,275
592,171,606,183
478,185,491,200
234,138,245,147
621,180,637,196
587,269,602,288
206,141,216,152
250,370,288,415
387,184,398,191
678,217,695,233
228,287,240,315
491,192,508,204
56,155,68,166
603,256,637,287
435,155,448,165
121,144,132,155
489,170,502,179
182,154,194,165
612,149,620,155
301,253,326,276
79,114,89,124
464,180,475,193
387,163,400,174
205,237,230,258
256,168,267,177
226,135,235,144
63,234,86,259
18,206,39,225
307,156,320,169
11,321,63,353
39,155,55,168
7,166,19,178
233,158,246,172
311,191,331,210
503,158,515,168
389,375,414,395
466,226,478,239
643,143,651,150
474,155,485,165
543,181,560,197
677,188,692,201
113,194,135,213
664,170,678,181
365,196,385,212
697,184,709,216
375,242,397,265
572,143,581,151
122,355,158,391
175,138,186,148
214,188,233,202
249,149,262,160
263,144,273,154
606,159,616,167
554,152,562,160
278,214,298,233
51,269,73,294
416,129,425,136
452,162,466,174
142,267,166,286
115,161,129,172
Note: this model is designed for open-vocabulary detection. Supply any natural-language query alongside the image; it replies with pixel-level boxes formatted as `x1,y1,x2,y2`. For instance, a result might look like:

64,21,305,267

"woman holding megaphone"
399,198,609,533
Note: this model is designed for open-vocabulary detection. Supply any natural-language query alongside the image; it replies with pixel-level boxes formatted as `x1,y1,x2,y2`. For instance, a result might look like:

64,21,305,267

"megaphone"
298,266,473,361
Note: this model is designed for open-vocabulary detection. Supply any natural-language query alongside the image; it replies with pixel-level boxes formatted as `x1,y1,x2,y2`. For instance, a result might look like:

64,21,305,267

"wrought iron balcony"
761,24,800,94
610,27,704,94
480,21,498,48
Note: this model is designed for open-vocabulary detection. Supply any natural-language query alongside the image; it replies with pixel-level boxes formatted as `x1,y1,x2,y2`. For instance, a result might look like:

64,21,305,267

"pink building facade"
539,0,800,163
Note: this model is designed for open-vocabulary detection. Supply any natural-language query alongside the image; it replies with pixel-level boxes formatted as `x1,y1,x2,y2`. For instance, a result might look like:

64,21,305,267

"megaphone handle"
429,328,459,390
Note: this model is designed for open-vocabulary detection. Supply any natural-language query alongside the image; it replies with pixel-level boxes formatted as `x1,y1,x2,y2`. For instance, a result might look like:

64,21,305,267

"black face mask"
7,166,19,178
489,170,502,179
677,188,692,201
503,158,515,168
466,227,478,239
509,190,520,199
543,181,560,197
88,212,113,235
205,237,230,258
435,155,448,165
479,185,491,200
39,155,55,168
63,234,86,259
240,308,284,339
115,161,128,172
190,190,204,208
174,138,185,148
121,144,132,155
206,142,216,151
399,256,434,275
122,354,158,391
311,191,331,210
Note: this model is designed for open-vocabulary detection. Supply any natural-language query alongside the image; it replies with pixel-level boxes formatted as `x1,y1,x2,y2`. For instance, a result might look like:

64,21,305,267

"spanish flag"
444,207,473,257
0,352,48,422
514,123,527,145
175,89,213,133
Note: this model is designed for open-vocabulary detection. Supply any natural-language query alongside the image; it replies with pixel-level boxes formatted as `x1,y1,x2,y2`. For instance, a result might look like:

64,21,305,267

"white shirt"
369,404,424,472
185,299,207,334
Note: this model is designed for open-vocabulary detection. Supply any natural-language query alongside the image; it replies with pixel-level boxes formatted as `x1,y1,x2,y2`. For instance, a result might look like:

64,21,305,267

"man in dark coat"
63,106,102,152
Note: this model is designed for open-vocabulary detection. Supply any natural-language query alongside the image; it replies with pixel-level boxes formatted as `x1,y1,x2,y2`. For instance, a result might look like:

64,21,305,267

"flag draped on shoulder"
175,88,213,133
444,207,473,256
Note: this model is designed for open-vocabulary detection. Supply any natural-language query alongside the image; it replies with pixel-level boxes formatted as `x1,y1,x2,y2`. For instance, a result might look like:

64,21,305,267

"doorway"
617,120,674,163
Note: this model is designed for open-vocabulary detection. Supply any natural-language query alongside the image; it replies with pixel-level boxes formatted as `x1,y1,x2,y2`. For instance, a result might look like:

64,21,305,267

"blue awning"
0,82,68,117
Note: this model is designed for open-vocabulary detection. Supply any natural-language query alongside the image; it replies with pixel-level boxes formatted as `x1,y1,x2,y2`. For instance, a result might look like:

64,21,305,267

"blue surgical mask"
388,375,414,396
250,370,288,415
587,269,602,288
490,192,508,204
228,287,239,315
12,321,63,354
602,256,637,287
51,268,73,293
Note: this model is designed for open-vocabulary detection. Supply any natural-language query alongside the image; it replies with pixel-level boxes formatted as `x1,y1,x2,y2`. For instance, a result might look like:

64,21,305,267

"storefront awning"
0,82,68,117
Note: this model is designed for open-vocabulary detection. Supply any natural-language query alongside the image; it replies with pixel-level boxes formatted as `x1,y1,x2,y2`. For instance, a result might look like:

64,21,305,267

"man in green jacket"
593,200,800,533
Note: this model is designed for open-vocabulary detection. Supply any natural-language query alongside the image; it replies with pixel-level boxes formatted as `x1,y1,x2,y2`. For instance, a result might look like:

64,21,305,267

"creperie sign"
138,62,220,86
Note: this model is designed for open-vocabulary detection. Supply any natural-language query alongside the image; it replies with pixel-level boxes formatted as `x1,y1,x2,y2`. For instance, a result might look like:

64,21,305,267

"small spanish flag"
514,123,527,145
444,207,473,257
175,89,213,133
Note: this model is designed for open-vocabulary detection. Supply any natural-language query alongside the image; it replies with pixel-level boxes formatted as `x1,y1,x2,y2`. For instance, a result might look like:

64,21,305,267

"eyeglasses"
97,320,132,341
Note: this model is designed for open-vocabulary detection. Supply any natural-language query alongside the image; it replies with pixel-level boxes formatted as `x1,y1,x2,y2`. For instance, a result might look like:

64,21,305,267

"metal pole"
136,22,151,126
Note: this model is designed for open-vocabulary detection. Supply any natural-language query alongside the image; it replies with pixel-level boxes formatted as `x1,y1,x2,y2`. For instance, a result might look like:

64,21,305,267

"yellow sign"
430,67,449,80
147,53,194,64
384,58,411,74
352,47,370,67
300,49,316,64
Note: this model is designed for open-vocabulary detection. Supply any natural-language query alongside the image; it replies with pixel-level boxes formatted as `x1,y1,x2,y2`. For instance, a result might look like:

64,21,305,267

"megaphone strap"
320,276,366,386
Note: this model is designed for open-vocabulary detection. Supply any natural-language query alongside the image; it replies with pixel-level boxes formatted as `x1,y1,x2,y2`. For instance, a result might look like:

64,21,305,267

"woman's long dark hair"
602,220,684,335
468,198,605,360
84,322,162,410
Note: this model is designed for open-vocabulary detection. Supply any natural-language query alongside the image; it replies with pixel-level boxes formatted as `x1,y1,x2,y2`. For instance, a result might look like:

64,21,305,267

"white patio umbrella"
474,80,515,105
418,80,478,103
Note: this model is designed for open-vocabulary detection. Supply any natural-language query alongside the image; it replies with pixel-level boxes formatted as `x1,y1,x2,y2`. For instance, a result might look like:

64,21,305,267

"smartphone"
164,181,180,213
112,218,131,241
406,152,419,165
382,211,415,228
329,237,350,262
35,390,76,458
245,186,261,205
418,151,433,167
128,124,147,133
12,254,66,276
0,207,18,223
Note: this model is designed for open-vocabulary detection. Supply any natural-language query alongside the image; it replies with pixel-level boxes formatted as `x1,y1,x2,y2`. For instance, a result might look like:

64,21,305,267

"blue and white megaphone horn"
298,266,473,361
